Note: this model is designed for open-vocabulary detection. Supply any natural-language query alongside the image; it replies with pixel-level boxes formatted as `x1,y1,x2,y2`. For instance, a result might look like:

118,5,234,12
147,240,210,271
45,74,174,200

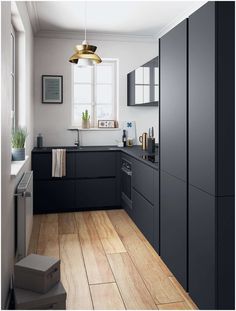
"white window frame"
11,24,16,131
71,59,118,128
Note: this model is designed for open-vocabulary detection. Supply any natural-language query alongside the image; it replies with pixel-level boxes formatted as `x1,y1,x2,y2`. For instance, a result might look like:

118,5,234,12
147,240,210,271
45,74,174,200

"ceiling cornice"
155,1,206,40
26,2,40,34
35,30,157,43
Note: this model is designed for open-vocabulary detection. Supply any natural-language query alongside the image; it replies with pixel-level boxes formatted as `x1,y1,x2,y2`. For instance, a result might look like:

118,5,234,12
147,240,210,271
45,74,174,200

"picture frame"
42,75,63,104
98,120,116,128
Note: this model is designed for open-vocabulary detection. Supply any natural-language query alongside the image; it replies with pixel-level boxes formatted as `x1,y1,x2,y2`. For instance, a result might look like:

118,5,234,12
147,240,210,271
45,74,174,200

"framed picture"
98,120,116,128
42,75,63,103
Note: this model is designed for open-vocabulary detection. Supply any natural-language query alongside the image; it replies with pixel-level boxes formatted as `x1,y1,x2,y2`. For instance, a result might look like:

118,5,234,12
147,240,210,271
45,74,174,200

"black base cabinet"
34,180,75,214
189,186,216,309
76,178,118,209
132,188,154,245
160,171,187,290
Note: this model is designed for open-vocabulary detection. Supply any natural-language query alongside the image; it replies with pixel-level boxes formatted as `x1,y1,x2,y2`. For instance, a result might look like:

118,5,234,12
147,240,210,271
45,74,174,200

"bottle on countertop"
37,133,43,148
122,129,127,147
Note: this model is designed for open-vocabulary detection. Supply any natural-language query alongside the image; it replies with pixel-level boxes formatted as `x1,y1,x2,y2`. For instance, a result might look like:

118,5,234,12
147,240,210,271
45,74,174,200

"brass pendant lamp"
69,2,102,66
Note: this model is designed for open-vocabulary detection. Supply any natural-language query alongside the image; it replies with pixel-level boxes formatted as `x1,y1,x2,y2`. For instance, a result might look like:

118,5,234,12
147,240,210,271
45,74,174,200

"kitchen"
1,1,235,310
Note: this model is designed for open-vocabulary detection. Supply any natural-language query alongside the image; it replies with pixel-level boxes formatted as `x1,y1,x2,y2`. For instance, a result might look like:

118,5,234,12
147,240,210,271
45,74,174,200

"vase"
82,120,90,129
12,148,25,161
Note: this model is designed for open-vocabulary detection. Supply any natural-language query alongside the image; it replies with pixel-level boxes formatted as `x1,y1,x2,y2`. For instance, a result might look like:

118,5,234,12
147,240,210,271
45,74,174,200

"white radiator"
15,171,33,261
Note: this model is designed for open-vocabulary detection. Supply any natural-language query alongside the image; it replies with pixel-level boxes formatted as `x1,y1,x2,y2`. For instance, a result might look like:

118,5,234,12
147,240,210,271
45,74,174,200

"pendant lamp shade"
69,40,102,65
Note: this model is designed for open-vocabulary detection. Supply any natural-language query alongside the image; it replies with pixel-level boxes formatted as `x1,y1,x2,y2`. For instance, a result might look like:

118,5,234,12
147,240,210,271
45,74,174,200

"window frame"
11,24,16,132
71,59,118,128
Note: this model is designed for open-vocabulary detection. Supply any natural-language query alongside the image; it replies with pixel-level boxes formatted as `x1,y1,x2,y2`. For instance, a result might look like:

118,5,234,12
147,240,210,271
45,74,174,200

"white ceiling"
27,1,205,39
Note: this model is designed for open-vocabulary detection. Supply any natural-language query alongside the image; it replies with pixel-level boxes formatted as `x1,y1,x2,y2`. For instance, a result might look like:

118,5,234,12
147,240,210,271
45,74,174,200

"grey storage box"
14,254,60,294
14,281,66,310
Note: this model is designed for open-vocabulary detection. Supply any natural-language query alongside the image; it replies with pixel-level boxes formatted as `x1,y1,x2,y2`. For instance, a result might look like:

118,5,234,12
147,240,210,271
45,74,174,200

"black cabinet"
132,188,153,244
76,178,117,208
32,152,76,180
160,19,187,182
132,158,154,204
188,2,235,309
159,18,188,290
32,150,120,213
75,152,117,178
153,169,159,254
127,56,159,106
34,180,75,213
189,2,235,197
188,185,216,309
160,171,187,290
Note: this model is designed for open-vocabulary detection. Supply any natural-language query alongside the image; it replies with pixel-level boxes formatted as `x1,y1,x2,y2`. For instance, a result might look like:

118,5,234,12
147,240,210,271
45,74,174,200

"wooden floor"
28,210,197,310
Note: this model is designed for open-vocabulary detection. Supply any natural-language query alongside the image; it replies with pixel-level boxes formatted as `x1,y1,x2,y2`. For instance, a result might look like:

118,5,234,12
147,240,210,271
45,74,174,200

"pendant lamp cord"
84,1,87,42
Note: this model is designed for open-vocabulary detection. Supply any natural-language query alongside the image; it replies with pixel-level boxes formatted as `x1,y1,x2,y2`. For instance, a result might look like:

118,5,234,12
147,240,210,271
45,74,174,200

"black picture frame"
42,75,63,104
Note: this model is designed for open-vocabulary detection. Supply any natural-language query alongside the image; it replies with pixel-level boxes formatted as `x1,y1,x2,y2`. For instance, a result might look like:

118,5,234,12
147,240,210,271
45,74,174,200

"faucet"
74,129,80,148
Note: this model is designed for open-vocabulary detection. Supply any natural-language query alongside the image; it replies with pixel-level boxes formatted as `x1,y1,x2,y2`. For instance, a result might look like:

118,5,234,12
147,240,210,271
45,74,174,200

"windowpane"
96,65,113,84
74,66,92,83
135,85,143,104
96,84,112,104
74,84,92,104
155,67,159,84
143,85,150,103
143,67,150,84
73,104,91,123
155,86,159,101
96,105,113,120
135,67,143,84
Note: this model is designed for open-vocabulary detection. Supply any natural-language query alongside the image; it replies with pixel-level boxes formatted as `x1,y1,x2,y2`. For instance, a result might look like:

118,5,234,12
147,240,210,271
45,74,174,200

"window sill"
11,156,29,178
69,128,121,131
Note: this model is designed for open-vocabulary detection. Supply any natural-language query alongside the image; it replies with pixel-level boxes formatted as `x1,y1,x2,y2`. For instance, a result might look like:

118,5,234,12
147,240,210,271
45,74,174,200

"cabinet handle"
121,167,132,176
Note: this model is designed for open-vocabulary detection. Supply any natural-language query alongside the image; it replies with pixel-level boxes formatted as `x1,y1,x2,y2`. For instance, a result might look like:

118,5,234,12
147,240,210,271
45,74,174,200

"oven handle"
121,167,132,176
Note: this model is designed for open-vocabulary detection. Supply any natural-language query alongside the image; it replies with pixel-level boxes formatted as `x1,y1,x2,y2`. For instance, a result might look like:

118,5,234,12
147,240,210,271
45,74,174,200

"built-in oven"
121,158,132,210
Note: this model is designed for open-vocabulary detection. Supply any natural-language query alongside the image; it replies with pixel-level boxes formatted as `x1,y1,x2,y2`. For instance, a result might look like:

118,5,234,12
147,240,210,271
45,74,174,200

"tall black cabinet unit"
160,20,188,290
188,2,235,309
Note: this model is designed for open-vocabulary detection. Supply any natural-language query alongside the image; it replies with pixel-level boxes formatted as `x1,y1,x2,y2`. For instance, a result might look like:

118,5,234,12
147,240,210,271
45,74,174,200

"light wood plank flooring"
28,209,197,310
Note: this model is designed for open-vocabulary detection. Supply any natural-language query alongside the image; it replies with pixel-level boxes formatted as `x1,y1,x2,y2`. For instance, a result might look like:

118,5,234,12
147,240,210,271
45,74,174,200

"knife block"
147,138,155,154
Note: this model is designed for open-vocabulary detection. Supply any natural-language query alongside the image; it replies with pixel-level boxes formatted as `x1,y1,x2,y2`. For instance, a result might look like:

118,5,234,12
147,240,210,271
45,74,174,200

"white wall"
1,2,34,308
34,36,159,146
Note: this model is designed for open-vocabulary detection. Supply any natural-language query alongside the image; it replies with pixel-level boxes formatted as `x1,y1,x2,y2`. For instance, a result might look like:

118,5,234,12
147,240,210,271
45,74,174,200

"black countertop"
32,145,159,170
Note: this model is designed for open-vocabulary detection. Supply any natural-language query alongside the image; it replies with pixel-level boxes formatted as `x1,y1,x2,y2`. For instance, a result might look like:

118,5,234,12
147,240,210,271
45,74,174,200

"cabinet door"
132,159,154,204
75,152,117,178
33,180,75,214
160,19,187,181
153,170,159,254
189,185,216,309
76,178,117,209
32,152,75,180
160,171,187,289
132,188,153,245
188,2,216,195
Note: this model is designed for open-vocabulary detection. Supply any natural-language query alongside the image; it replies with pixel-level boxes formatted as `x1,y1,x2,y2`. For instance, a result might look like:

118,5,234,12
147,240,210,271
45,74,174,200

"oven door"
121,160,132,210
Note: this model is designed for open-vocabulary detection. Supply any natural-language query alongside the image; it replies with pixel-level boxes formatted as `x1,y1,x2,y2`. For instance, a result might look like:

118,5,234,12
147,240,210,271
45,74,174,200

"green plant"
82,109,90,121
11,127,27,148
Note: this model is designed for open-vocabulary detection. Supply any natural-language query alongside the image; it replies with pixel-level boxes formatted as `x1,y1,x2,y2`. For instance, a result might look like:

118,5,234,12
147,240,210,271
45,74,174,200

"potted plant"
11,127,27,161
82,109,90,128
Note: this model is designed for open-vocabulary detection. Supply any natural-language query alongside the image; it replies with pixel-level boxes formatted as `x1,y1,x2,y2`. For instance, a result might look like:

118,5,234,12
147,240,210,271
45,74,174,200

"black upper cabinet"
160,20,187,181
127,56,159,106
189,1,235,196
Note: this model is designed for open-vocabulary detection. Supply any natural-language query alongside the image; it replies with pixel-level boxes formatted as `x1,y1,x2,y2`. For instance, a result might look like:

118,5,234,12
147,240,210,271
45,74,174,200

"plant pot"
82,120,90,129
12,148,25,161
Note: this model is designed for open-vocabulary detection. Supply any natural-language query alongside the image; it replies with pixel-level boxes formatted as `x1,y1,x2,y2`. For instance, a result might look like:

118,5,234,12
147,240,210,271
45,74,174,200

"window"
11,25,16,131
72,59,118,127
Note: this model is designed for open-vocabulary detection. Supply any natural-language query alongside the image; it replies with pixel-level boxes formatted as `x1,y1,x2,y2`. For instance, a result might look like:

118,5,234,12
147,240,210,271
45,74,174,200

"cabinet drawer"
75,152,117,178
132,188,153,245
76,178,117,208
33,180,75,213
32,153,75,180
132,159,154,204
